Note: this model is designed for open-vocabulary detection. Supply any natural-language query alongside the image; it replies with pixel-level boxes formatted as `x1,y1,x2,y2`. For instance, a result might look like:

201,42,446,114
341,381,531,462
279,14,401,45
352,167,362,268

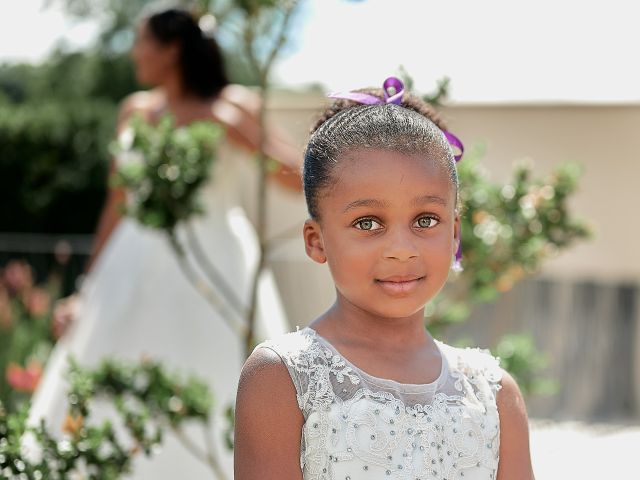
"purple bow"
327,76,464,163
327,76,405,105
327,76,465,272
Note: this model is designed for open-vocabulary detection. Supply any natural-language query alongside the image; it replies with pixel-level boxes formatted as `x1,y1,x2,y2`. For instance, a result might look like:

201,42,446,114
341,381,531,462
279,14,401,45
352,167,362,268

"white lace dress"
254,326,504,480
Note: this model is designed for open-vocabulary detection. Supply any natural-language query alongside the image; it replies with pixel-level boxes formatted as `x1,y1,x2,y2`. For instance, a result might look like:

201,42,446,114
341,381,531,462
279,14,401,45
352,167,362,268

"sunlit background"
1,1,638,478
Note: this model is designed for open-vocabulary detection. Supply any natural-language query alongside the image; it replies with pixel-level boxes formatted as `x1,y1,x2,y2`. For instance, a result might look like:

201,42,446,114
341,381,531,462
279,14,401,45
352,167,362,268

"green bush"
0,100,116,233
428,144,590,332
0,50,137,105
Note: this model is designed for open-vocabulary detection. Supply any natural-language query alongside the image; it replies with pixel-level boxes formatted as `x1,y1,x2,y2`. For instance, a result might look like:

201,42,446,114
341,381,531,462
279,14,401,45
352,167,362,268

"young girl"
234,77,535,480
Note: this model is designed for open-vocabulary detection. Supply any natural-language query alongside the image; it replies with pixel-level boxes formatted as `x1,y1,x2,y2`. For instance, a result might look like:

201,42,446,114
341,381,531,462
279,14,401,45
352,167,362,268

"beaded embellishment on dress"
253,326,503,480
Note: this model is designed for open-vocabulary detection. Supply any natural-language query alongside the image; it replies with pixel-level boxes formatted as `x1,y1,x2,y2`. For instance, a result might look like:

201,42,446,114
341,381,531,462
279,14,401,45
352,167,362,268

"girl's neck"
314,295,432,351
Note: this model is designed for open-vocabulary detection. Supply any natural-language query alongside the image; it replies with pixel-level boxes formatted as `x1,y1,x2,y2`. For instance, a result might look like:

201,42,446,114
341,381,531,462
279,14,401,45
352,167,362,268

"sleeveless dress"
28,134,290,478
254,326,504,480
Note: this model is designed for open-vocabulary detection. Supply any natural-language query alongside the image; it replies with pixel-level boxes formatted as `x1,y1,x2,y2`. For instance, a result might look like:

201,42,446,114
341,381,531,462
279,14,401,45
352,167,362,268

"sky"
2,0,640,103
0,1,99,62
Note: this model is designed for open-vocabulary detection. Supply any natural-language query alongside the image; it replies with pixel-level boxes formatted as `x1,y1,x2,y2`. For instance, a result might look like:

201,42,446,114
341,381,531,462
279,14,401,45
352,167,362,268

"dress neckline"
302,326,448,393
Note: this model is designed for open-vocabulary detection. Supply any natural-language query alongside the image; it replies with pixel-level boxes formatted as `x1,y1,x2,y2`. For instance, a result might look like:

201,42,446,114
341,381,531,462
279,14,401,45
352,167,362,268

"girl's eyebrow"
343,194,447,213
342,198,390,213
412,194,448,207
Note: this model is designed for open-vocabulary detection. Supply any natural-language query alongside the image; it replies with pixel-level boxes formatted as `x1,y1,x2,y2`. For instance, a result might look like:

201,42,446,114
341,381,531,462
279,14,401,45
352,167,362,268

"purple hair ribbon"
445,130,463,272
443,130,464,163
327,76,466,272
327,76,464,162
327,76,405,105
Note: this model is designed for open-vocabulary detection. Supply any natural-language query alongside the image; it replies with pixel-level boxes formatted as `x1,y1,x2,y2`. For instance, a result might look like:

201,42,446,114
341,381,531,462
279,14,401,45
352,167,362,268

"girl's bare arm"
234,347,304,479
496,370,536,480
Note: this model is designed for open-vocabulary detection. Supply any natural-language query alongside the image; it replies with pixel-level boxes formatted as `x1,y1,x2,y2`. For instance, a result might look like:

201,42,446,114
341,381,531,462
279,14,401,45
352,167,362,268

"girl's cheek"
327,246,370,275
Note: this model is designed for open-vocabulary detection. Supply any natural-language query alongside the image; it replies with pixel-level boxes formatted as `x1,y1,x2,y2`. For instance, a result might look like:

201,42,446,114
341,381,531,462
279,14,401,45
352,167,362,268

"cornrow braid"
303,87,459,220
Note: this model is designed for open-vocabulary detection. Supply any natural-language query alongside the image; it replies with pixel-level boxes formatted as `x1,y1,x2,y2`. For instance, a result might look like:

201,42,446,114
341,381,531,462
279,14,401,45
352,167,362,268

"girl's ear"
303,218,327,264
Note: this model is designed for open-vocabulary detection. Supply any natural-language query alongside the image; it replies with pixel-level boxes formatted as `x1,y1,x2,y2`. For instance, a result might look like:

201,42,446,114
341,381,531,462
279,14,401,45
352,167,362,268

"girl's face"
131,20,179,86
303,149,460,319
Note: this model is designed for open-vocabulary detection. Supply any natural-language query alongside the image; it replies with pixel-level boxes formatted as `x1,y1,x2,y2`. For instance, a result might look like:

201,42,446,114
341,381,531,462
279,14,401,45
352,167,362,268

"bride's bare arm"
84,162,125,274
85,93,149,273
213,86,303,193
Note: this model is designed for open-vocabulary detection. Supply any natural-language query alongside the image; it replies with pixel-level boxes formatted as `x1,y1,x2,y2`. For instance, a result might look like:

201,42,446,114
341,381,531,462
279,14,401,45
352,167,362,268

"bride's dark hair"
145,8,229,98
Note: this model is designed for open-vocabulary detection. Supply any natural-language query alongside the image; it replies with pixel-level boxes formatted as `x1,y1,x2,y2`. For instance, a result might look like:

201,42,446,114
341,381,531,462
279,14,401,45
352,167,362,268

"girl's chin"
354,299,428,320
336,287,433,318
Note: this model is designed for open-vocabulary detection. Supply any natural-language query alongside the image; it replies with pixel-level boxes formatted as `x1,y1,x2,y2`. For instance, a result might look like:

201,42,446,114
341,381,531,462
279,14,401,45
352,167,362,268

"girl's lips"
375,276,425,296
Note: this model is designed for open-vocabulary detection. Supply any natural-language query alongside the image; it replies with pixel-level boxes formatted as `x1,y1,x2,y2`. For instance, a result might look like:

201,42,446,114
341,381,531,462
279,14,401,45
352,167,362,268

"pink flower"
6,360,42,393
2,260,34,294
26,287,50,317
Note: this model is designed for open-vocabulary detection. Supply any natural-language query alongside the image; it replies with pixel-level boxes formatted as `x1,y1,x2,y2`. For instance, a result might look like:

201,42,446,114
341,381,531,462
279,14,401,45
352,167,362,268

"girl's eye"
414,216,439,228
354,218,382,231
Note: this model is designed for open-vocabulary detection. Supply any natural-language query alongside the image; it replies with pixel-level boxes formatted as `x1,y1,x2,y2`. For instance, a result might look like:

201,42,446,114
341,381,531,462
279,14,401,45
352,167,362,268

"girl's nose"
382,228,419,261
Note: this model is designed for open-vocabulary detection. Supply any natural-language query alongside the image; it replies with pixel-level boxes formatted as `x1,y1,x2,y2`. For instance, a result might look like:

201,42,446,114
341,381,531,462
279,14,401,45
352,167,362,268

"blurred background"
1,0,638,478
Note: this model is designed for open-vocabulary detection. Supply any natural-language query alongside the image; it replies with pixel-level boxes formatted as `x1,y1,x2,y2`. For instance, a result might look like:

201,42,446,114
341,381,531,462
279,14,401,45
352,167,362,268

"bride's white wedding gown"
28,133,290,478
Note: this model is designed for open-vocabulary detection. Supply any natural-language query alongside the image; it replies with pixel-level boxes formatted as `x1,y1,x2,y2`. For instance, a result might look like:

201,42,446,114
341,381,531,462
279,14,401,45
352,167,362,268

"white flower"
68,456,91,480
20,431,43,465
118,150,145,169
118,126,135,151
198,14,217,37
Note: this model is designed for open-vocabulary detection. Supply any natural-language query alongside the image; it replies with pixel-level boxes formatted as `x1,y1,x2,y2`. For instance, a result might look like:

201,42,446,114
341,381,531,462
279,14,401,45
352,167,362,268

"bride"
28,7,301,478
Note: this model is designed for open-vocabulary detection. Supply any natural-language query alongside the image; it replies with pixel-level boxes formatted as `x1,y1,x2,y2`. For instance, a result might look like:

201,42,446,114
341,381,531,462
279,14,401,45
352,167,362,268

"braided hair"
303,88,459,220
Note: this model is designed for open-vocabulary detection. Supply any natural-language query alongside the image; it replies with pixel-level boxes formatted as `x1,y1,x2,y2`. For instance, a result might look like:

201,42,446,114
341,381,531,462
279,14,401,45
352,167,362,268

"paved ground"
529,418,640,478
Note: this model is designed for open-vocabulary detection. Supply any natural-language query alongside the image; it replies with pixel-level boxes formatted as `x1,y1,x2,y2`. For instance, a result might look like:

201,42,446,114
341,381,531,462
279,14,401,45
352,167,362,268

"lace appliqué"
450,346,504,408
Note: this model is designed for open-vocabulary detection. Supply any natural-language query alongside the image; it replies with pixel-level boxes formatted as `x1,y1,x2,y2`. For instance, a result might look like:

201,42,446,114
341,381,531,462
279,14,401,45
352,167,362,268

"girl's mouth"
375,276,425,296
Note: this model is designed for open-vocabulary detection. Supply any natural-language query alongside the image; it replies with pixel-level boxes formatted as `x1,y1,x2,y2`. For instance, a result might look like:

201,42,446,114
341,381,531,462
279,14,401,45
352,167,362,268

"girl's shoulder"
252,326,321,368
252,326,363,395
251,327,329,414
438,340,504,382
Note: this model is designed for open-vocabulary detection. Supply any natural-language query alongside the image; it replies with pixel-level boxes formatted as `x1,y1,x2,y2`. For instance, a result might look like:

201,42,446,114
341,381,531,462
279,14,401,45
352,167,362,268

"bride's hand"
52,293,80,339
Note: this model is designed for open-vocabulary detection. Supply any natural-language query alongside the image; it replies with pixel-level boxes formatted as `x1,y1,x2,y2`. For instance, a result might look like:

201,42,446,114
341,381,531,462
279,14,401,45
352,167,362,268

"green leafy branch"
110,113,222,232
428,144,590,330
1,358,226,479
